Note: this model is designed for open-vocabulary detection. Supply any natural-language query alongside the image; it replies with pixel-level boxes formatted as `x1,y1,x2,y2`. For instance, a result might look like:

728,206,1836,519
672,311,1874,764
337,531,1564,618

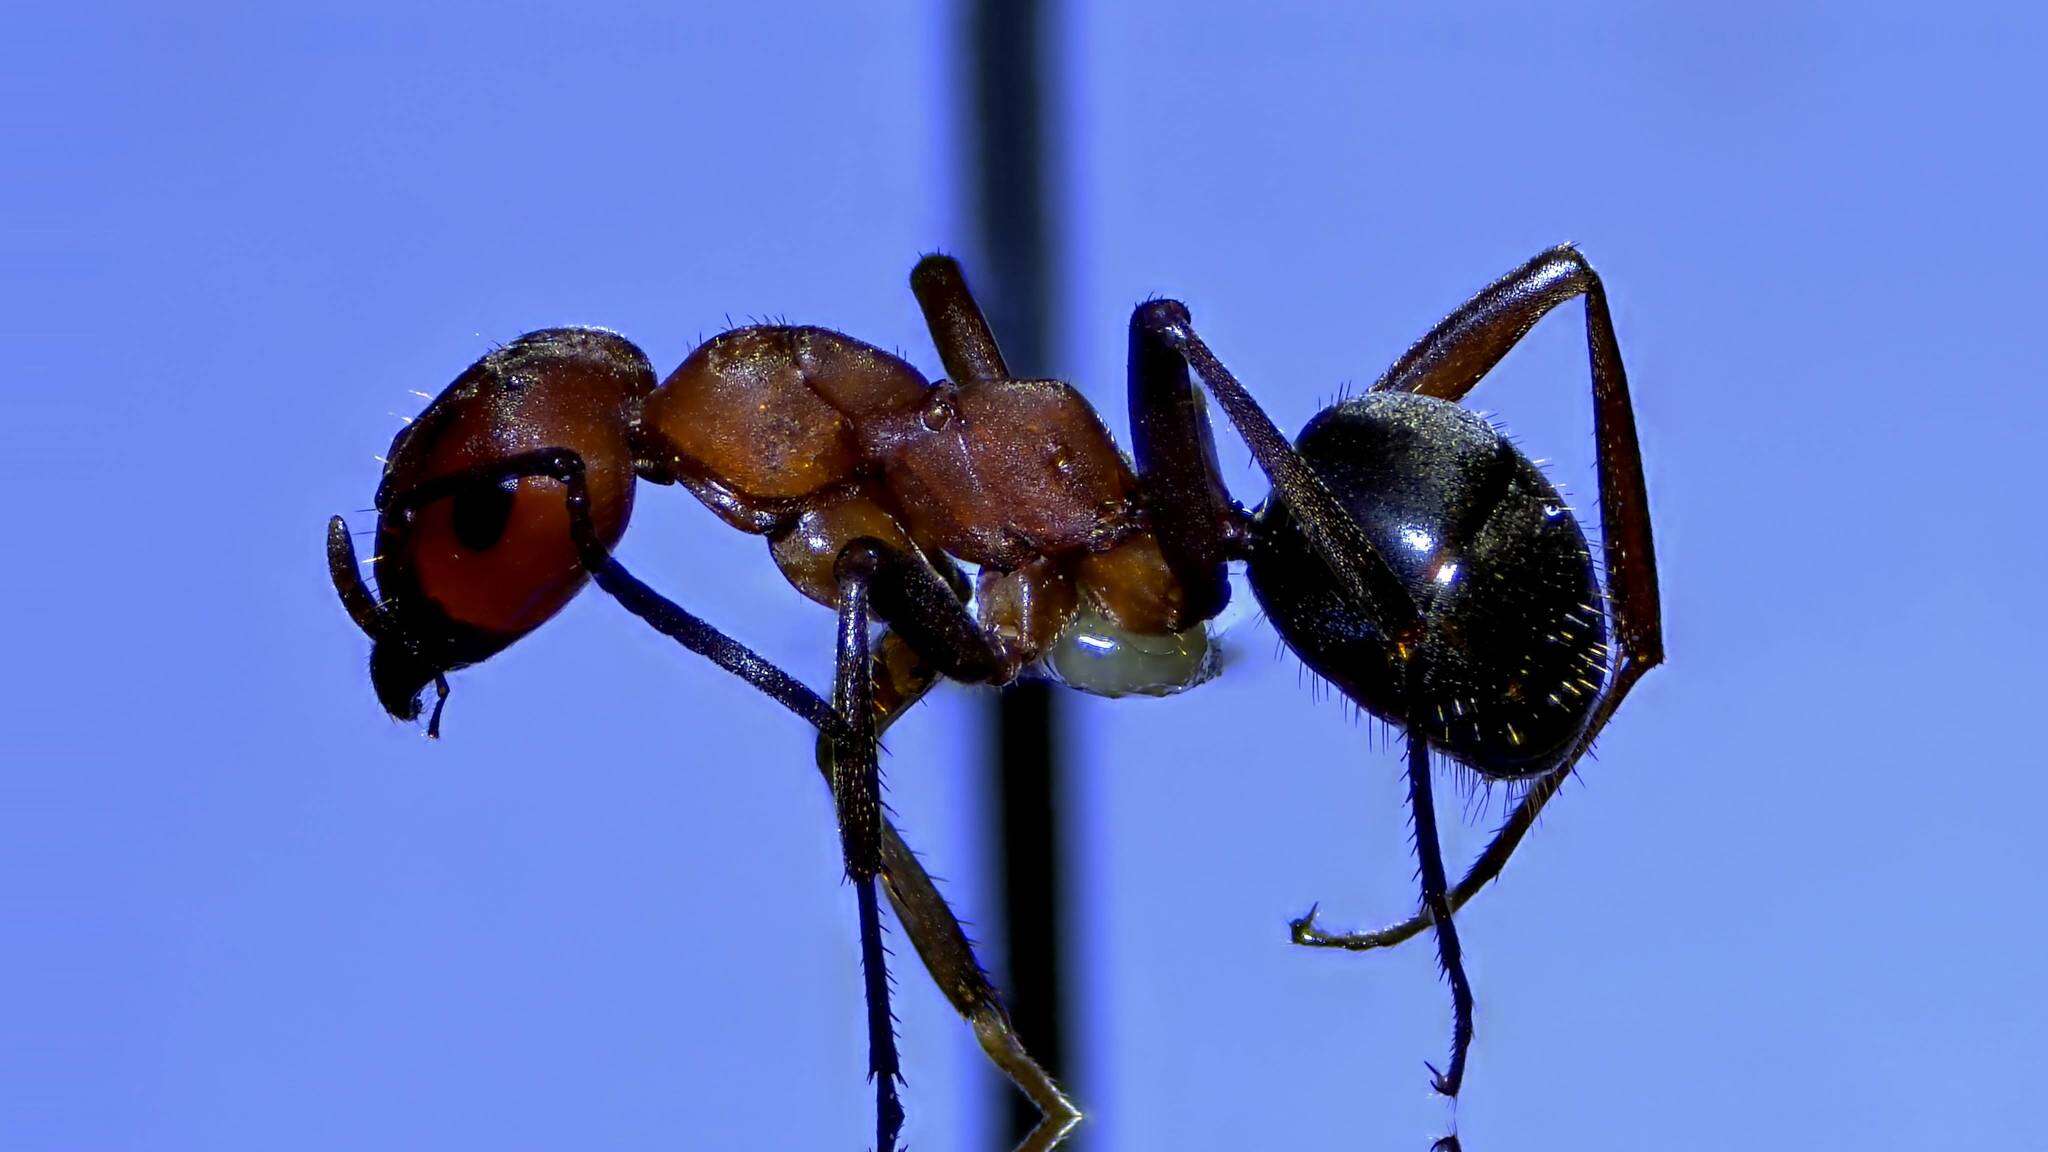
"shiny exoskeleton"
328,247,1663,1152
1251,392,1608,777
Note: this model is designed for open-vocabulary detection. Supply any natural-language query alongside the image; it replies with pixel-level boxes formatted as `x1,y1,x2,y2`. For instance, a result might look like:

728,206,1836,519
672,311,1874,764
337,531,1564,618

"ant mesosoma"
327,248,1662,1151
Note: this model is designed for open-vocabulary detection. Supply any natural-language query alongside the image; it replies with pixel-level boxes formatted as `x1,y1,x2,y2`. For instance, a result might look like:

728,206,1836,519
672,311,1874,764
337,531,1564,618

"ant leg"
876,811,1082,1148
1293,245,1663,951
376,449,846,738
1400,718,1475,1097
1373,244,1661,689
828,557,906,1152
1292,767,1568,952
877,818,1082,1150
828,539,1083,1147
1123,298,1239,621
1131,300,1423,644
911,254,1010,383
829,633,1081,1144
835,538,1007,685
911,258,1083,1150
1371,245,1660,685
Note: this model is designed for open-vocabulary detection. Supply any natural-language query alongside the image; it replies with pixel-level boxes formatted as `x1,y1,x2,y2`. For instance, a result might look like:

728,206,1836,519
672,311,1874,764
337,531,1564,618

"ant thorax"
633,323,1225,692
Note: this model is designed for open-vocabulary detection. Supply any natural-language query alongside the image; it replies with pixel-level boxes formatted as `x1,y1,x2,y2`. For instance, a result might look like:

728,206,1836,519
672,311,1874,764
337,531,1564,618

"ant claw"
1430,1137,1464,1152
1426,1061,1460,1098
1288,902,1323,943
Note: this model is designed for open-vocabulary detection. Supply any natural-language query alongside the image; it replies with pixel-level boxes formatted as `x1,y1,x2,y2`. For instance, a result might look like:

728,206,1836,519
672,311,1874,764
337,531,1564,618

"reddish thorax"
635,324,1193,676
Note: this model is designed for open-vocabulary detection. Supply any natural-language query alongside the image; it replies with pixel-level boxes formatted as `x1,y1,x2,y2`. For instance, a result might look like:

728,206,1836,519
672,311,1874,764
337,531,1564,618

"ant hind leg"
1292,244,1664,951
1400,723,1475,1098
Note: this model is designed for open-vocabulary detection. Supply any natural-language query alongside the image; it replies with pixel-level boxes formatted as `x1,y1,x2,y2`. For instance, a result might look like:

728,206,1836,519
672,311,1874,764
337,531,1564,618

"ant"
327,248,1662,1151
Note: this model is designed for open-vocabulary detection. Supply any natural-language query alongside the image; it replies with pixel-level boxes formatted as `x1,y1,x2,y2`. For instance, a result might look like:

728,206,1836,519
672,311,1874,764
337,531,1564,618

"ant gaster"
328,248,1663,1152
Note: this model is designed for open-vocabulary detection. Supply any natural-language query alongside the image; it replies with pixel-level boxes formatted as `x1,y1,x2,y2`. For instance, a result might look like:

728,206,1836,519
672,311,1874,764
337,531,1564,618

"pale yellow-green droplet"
1042,600,1218,699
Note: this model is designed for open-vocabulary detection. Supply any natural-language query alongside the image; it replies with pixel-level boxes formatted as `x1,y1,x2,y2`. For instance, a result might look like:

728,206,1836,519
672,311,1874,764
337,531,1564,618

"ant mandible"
327,247,1663,1151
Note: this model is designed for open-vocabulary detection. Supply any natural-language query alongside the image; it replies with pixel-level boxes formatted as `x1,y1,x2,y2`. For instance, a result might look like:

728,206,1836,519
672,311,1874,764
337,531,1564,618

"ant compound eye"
449,476,520,552
369,328,655,671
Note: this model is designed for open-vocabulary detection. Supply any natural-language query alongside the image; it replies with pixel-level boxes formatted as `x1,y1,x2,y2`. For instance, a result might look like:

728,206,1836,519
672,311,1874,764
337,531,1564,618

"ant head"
1246,391,1607,779
329,328,656,730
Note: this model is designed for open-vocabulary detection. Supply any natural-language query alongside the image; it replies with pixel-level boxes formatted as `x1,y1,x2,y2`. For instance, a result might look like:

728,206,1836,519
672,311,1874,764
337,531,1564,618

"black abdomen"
1247,392,1607,779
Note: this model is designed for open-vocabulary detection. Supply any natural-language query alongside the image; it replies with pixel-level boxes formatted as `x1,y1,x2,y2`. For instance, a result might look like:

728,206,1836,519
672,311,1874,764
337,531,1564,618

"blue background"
8,4,2044,1150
